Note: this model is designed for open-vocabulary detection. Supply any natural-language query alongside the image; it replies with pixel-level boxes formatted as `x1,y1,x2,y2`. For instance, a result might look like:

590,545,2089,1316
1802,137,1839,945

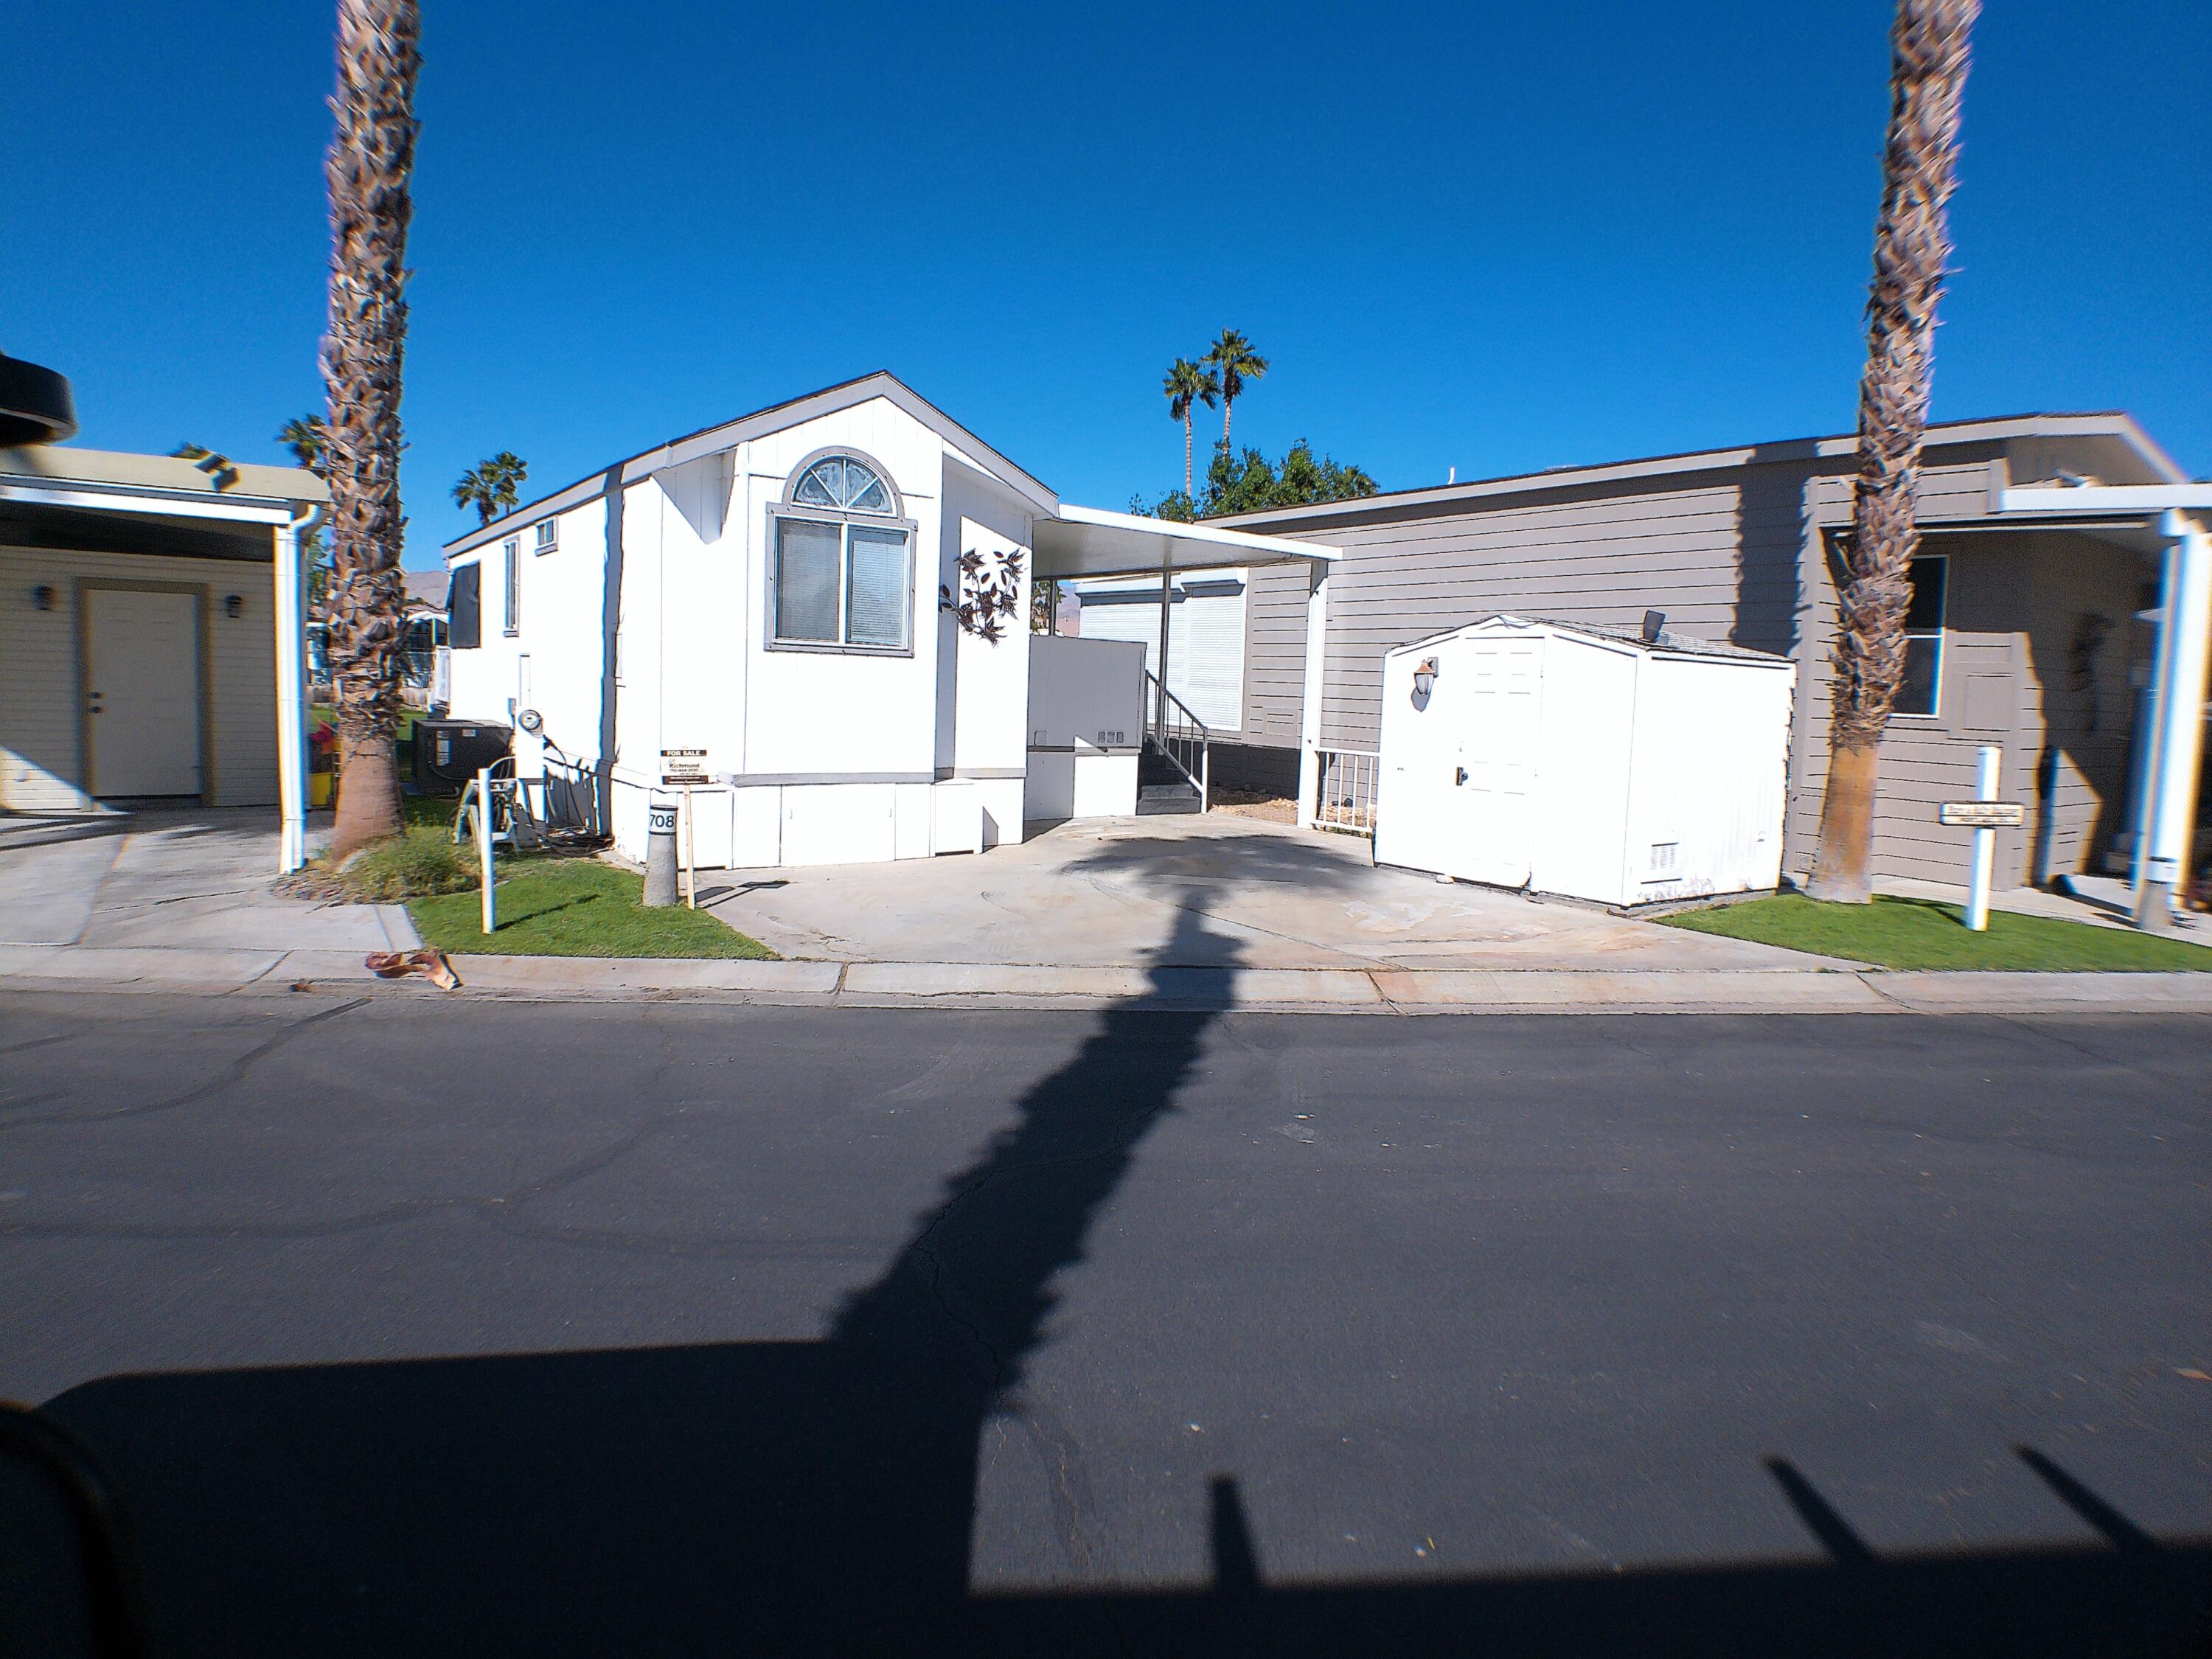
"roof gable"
445,372,1055,557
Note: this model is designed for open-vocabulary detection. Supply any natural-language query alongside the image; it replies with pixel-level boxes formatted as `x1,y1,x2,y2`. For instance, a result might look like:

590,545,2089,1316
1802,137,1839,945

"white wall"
0,546,276,811
1074,570,1246,731
1621,653,1794,902
449,394,1044,869
446,494,608,756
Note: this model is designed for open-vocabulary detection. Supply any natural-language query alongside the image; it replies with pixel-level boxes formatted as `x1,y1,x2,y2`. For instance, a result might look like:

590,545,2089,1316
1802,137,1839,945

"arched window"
790,454,894,513
771,451,914,653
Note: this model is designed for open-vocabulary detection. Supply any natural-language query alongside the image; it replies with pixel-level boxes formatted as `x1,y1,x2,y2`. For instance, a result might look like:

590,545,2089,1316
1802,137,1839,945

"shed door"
1453,637,1540,887
86,588,203,799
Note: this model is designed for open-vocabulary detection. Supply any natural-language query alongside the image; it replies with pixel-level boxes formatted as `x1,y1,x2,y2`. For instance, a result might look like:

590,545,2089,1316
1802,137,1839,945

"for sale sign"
661,747,709,787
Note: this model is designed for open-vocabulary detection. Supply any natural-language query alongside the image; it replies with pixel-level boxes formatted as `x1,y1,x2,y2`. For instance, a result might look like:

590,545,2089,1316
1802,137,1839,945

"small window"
503,538,521,636
1895,554,1946,717
535,518,557,554
449,563,481,648
791,455,894,513
773,517,913,650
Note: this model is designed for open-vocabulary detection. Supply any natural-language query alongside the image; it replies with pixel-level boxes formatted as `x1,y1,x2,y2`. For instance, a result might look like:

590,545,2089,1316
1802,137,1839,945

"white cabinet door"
86,588,202,798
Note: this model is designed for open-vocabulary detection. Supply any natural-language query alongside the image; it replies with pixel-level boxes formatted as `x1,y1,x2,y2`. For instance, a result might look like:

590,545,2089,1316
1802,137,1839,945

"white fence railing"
1312,747,1380,835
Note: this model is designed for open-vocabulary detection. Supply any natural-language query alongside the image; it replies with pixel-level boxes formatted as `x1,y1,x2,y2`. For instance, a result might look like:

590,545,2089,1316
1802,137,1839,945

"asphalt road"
1,987,2206,1657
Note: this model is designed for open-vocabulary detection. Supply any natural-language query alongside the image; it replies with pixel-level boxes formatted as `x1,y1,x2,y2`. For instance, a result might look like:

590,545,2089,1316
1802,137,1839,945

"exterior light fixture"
1412,656,1439,701
32,583,56,612
225,593,245,619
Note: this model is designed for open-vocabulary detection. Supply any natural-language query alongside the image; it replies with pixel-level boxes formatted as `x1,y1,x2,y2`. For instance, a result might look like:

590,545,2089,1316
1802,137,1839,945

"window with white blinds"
771,452,913,653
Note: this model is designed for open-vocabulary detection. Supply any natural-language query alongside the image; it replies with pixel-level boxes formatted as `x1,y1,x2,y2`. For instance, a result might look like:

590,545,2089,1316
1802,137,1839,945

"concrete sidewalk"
4,942,2209,1017
4,808,2208,1015
0,807,416,953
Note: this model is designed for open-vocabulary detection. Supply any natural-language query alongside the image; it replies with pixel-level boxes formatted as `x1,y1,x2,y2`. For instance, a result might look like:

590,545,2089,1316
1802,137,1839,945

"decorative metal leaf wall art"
955,546,1023,642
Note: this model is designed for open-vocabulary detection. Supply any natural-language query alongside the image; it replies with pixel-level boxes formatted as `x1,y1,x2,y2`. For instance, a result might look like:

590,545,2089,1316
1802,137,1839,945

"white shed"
1374,616,1795,906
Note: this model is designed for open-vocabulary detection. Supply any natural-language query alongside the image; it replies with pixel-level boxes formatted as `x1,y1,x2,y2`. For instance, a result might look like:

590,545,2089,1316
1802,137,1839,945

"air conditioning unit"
413,717,512,793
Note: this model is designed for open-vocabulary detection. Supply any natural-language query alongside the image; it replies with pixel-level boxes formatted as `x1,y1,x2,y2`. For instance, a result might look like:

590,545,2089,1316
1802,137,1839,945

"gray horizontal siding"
1239,435,2147,894
1253,467,1811,754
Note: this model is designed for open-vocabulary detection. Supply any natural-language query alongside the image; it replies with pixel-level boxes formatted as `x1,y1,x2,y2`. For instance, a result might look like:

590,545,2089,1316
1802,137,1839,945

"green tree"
321,0,423,860
1808,0,1981,902
1161,358,1219,498
1203,329,1268,450
1133,440,1377,521
451,451,529,526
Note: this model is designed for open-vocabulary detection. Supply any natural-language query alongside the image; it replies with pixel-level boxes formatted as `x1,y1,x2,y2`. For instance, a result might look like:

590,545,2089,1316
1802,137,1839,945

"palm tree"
1161,358,1219,499
321,0,422,860
1203,329,1268,451
452,451,529,526
278,414,330,476
1808,0,1980,902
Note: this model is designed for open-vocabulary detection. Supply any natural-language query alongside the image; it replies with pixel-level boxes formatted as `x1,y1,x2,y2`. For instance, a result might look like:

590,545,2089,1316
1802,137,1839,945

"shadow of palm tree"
9,886,2209,1657
17,897,1236,1655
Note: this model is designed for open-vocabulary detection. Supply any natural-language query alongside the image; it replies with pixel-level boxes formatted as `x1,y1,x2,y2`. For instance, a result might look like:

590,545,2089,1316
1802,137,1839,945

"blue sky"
5,1,2206,569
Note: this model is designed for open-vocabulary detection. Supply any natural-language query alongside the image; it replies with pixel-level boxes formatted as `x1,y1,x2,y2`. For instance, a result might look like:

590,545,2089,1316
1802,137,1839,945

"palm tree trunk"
1222,395,1234,451
1807,0,1979,902
322,0,422,860
1183,415,1193,498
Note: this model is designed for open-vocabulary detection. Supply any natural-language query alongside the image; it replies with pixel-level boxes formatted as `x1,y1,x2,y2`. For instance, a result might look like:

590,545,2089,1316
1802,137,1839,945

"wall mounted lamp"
225,594,245,619
1412,656,1439,700
32,583,56,612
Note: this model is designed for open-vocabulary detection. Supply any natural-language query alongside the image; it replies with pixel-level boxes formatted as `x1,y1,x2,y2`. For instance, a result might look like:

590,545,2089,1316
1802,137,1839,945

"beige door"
86,588,202,797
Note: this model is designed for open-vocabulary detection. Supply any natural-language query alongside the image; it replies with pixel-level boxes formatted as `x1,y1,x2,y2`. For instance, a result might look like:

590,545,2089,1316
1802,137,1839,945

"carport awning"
1032,502,1338,580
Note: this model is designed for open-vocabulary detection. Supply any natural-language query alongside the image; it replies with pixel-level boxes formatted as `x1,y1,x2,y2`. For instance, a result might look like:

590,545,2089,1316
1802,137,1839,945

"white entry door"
1453,637,1541,887
86,587,203,798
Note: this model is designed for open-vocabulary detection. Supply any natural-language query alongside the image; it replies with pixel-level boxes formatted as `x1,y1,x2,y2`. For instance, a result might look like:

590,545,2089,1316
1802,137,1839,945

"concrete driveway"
0,808,414,952
706,815,1817,972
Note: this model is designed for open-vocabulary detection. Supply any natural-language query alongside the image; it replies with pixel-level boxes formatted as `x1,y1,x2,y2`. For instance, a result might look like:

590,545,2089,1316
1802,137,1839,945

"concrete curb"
4,945,2211,1015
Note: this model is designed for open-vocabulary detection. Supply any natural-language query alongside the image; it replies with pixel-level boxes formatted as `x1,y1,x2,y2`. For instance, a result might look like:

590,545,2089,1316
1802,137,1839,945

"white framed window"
1895,554,1946,717
535,518,557,554
770,453,913,653
503,538,521,636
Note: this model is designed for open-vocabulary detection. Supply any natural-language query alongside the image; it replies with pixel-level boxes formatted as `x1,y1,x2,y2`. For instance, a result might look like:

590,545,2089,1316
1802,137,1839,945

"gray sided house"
1217,414,2207,893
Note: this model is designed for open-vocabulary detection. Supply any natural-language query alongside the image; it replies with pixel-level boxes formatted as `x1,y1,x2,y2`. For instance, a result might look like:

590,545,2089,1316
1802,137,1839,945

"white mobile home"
441,374,1340,869
1375,616,1795,905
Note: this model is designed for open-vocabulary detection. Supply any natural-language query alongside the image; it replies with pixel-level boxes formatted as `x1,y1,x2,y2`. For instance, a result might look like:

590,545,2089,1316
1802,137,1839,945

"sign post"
1936,746,2020,932
476,764,496,935
660,749,709,911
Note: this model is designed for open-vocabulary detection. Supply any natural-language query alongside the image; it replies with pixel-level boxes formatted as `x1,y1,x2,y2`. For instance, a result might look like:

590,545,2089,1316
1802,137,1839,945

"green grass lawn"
1659,892,2212,972
408,858,776,959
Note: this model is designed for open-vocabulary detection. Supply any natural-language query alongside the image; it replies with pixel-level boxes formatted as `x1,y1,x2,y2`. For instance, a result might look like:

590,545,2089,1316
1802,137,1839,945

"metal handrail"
1143,669,1211,812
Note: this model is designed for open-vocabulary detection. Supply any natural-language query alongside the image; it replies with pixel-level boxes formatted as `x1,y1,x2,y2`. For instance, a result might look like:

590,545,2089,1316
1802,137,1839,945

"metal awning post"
2133,512,2212,930
1154,550,1175,731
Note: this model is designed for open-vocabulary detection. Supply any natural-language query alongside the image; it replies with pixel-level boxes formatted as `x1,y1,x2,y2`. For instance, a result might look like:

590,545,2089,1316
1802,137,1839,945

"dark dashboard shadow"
10,890,2210,1656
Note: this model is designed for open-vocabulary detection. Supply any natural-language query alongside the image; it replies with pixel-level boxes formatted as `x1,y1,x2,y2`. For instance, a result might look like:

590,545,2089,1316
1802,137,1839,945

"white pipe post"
476,765,495,935
2134,514,2212,931
1296,561,1330,830
1966,744,2000,932
271,513,312,873
1155,552,1172,733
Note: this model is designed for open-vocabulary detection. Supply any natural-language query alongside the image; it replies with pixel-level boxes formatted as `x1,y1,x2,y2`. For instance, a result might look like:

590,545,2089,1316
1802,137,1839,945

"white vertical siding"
1073,571,1246,733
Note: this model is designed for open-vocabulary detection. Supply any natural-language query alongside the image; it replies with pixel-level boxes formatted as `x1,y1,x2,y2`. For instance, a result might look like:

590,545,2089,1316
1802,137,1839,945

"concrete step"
1137,785,1203,816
